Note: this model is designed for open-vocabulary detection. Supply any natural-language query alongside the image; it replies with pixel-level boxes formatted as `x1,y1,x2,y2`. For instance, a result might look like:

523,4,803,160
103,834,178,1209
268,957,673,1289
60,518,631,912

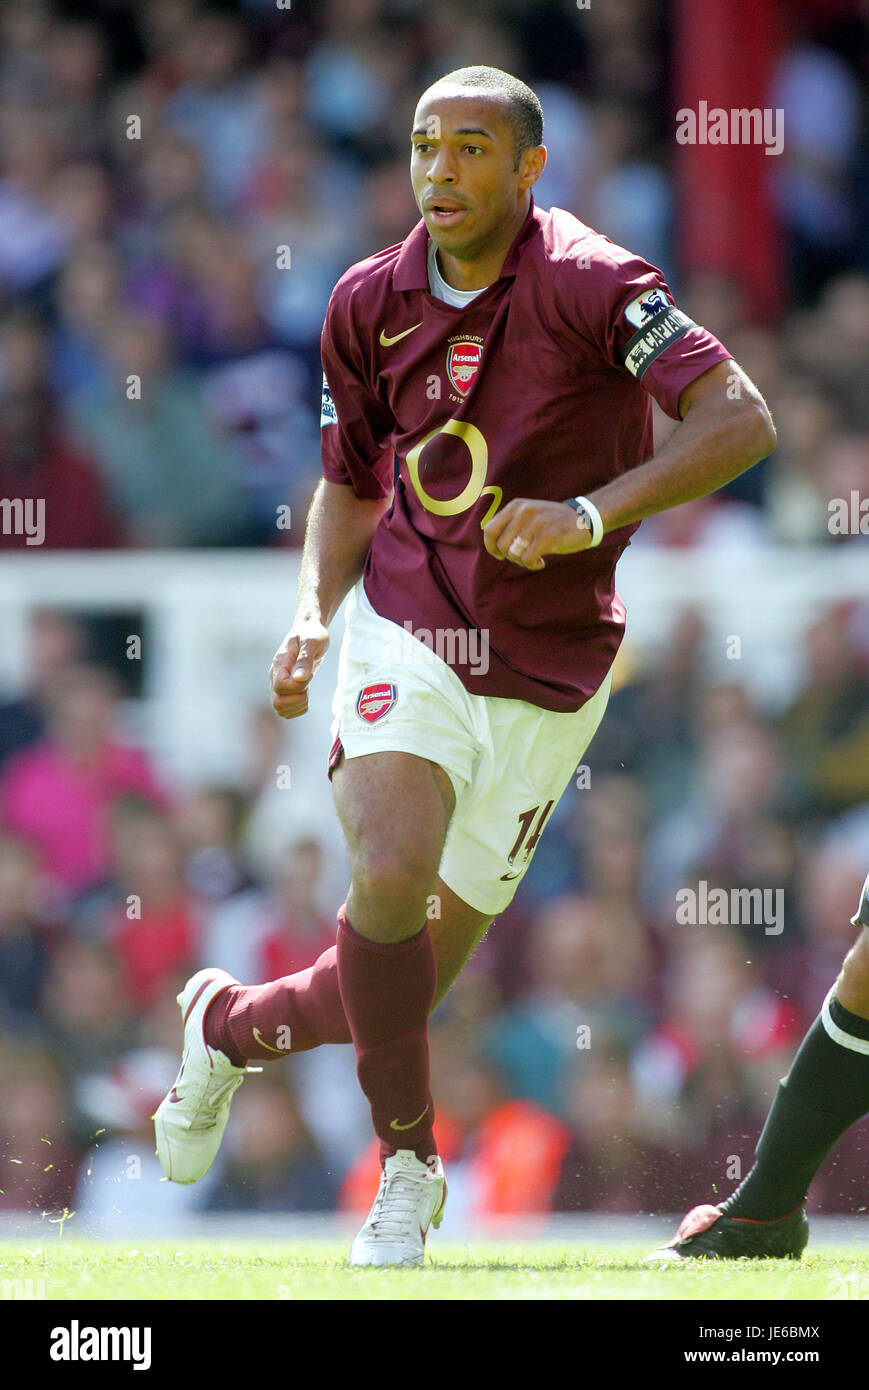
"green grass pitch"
3,1238,869,1300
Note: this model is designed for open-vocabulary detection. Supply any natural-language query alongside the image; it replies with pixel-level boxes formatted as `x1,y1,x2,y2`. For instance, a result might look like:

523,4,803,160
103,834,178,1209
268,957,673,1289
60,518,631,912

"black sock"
722,993,869,1221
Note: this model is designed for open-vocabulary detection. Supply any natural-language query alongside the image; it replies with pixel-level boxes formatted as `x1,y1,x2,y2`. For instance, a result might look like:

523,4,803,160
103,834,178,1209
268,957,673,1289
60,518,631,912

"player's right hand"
269,619,329,719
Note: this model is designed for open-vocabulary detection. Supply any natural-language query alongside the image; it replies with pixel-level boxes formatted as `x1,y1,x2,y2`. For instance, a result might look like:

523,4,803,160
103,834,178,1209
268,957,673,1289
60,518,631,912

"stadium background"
0,0,868,1234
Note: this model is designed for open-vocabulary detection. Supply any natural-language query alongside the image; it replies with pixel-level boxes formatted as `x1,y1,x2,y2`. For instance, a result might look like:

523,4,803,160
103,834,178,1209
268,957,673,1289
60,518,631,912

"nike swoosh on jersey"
389,1104,430,1132
379,323,422,347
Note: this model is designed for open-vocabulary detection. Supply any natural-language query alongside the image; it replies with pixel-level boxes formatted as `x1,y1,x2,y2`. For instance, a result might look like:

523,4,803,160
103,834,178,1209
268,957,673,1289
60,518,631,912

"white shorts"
330,582,612,916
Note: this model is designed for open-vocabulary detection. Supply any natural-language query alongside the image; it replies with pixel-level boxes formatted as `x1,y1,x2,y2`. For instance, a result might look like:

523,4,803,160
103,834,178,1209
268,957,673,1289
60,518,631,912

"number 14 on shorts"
500,800,554,881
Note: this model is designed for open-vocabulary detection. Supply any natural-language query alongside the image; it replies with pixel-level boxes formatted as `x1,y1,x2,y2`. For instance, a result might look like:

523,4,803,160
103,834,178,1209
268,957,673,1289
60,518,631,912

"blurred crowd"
1,598,868,1226
0,0,867,548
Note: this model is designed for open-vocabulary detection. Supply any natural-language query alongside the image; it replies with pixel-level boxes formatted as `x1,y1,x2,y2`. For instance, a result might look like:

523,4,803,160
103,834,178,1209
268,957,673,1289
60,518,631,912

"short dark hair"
426,66,544,168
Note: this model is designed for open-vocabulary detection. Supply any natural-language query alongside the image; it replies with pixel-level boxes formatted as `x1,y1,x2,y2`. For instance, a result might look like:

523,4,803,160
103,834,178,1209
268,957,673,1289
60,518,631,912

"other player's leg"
651,870,869,1259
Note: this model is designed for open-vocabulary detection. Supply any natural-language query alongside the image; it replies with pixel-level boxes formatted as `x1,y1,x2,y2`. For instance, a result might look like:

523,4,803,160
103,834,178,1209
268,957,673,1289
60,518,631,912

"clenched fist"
269,617,330,719
483,498,593,570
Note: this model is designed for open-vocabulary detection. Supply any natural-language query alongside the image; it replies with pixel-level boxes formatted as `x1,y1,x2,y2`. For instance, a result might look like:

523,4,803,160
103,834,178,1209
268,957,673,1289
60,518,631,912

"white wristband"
571,495,604,548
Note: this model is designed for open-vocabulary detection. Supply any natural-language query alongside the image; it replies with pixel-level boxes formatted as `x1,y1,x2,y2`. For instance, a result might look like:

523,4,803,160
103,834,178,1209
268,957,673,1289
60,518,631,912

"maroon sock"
204,946,351,1067
336,906,437,1164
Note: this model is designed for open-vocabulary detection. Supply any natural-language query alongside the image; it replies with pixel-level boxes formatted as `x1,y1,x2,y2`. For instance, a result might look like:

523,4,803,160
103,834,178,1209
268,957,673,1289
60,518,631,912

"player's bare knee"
835,928,869,1015
348,847,437,931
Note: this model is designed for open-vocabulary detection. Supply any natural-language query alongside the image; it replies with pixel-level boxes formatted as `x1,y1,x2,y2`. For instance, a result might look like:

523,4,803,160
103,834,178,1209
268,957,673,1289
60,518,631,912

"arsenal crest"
356,682,397,722
447,341,482,396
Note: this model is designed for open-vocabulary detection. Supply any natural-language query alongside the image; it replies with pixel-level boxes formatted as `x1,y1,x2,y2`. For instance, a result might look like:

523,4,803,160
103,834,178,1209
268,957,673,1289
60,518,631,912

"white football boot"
154,968,261,1184
349,1150,447,1267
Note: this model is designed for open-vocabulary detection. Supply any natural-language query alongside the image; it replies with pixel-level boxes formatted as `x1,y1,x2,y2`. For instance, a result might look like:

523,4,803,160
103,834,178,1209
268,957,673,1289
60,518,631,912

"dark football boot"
647,1203,809,1261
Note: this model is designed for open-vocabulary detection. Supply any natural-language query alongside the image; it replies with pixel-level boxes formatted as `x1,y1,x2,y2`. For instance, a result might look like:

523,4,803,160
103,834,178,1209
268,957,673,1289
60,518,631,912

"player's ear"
518,143,546,191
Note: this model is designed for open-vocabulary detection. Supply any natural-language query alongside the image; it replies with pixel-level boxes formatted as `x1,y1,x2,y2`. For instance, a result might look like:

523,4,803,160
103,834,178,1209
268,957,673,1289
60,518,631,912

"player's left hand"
483,498,594,570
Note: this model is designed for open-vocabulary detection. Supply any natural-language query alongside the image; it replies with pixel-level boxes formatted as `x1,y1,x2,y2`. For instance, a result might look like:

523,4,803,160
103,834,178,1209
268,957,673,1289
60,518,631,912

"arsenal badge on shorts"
447,341,482,396
356,682,397,722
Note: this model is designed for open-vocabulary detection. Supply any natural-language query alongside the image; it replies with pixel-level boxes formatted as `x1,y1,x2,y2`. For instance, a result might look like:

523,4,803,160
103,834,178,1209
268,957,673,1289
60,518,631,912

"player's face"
410,92,544,265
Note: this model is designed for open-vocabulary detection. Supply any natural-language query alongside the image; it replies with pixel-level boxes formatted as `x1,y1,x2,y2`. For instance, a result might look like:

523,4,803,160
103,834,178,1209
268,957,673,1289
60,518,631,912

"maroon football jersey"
320,197,731,711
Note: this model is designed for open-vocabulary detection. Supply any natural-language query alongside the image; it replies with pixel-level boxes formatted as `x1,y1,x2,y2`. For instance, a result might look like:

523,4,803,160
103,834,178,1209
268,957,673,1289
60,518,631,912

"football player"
155,66,775,1266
